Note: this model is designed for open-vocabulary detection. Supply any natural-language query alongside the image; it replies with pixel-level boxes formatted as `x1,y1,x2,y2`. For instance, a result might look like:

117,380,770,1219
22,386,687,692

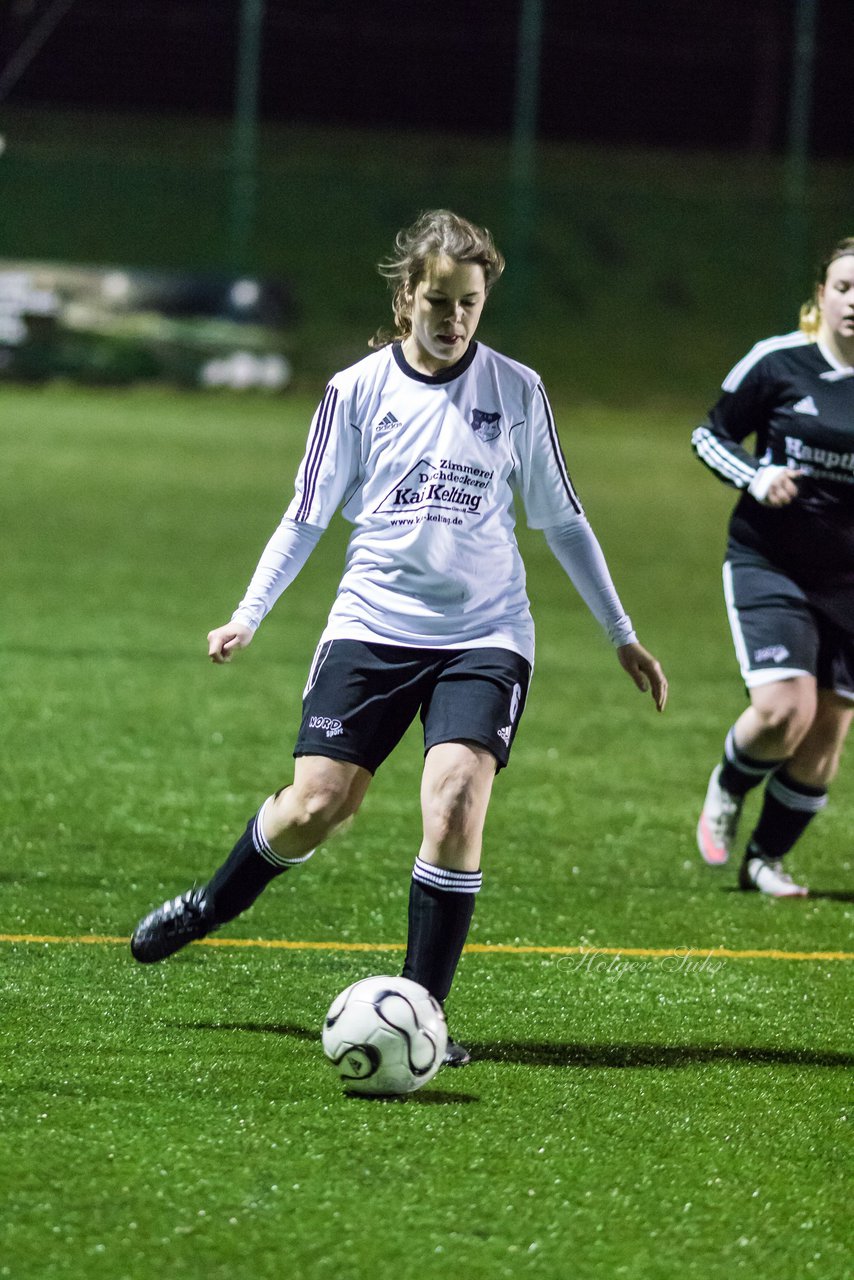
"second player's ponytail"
799,235,854,339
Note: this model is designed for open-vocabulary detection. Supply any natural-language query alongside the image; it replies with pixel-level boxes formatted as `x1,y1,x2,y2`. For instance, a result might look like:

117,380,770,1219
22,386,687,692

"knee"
280,777,361,836
301,779,358,826
752,693,816,755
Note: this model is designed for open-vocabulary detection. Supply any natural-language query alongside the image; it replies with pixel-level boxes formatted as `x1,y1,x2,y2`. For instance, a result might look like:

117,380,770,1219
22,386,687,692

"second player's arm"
691,358,801,508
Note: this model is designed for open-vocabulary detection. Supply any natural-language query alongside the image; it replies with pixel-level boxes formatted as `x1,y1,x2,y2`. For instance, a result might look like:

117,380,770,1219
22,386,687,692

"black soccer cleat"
130,887,216,963
443,1036,472,1067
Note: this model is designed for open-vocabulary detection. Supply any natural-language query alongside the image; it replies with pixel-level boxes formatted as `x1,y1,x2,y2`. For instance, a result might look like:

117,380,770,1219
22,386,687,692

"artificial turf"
1,384,851,1279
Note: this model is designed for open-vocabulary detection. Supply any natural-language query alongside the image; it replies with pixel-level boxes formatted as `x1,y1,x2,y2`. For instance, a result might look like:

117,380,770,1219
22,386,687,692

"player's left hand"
617,642,668,712
207,621,254,664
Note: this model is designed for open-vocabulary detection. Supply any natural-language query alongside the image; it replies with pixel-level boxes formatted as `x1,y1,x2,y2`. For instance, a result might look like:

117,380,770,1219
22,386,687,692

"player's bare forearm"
617,642,668,712
207,622,254,664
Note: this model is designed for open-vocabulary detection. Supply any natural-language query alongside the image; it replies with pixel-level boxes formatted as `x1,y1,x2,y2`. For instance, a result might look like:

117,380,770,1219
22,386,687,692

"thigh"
421,647,532,771
294,639,435,774
815,618,854,701
723,559,820,689
421,740,498,794
265,754,373,840
748,673,817,721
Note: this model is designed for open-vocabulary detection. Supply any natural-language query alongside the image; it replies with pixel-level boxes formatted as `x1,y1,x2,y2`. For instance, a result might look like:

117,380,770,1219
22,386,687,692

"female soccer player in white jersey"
131,210,667,1063
694,236,854,897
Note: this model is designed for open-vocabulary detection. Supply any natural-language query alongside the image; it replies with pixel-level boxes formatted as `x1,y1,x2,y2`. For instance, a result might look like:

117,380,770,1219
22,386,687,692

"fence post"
508,0,544,323
230,0,266,272
784,0,818,311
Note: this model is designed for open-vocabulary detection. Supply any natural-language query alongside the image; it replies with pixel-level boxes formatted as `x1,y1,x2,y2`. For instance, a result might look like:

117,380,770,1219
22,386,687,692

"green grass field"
2,383,852,1279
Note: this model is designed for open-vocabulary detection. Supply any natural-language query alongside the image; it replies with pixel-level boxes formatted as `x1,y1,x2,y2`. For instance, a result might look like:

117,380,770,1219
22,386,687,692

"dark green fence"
0,108,850,399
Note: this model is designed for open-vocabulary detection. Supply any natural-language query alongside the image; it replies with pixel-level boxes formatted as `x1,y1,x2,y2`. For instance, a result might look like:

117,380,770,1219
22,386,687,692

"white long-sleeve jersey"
232,340,635,665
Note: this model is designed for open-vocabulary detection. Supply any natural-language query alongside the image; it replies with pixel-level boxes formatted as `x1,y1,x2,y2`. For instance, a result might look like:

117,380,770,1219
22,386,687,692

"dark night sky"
1,0,851,155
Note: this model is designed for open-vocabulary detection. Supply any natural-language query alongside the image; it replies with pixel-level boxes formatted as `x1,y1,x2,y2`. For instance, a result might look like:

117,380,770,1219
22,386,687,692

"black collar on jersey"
392,339,479,384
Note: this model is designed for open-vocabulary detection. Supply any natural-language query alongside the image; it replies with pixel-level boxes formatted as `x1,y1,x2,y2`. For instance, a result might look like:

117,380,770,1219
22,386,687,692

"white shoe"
696,765,744,866
738,855,808,898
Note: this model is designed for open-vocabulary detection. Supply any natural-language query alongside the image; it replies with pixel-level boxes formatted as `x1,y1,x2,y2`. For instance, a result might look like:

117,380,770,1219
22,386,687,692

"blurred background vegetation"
1,105,851,403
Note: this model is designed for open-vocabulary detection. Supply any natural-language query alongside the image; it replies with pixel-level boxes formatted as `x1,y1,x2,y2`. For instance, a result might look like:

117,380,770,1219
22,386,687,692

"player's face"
403,255,486,374
818,254,854,353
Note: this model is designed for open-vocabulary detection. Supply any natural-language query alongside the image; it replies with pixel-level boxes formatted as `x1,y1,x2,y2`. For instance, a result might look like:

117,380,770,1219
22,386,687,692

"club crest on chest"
470,409,501,441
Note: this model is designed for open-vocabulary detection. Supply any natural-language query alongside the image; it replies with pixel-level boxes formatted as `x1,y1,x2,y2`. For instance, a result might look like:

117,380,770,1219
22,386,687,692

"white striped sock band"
412,856,482,894
766,774,828,814
724,728,777,778
253,796,316,868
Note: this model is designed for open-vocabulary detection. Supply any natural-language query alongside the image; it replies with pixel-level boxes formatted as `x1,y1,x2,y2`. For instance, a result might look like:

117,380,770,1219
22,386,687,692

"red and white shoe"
696,765,744,866
738,855,808,898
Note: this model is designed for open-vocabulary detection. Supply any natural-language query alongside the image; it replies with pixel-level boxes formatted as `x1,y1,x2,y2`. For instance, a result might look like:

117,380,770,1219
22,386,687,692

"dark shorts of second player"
293,639,532,774
723,551,854,699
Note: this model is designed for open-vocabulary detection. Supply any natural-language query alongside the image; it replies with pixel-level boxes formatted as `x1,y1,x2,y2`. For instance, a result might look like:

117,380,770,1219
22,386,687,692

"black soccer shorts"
723,555,854,698
293,639,532,773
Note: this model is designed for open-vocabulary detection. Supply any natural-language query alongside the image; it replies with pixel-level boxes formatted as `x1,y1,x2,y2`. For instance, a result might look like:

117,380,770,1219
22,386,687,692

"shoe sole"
742,883,809,899
130,920,212,963
740,886,809,898
738,863,809,898
130,935,192,963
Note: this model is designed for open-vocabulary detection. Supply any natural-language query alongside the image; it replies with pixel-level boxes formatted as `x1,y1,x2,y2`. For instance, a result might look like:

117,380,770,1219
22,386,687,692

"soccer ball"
322,975,448,1096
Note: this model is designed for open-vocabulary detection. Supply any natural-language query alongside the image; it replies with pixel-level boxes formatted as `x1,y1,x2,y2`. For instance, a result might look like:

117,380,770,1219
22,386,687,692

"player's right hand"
747,464,802,507
207,622,254,664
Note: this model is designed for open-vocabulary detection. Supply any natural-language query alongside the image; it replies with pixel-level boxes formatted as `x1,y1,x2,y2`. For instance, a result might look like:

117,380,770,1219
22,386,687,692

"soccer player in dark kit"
693,236,854,896
131,210,667,1063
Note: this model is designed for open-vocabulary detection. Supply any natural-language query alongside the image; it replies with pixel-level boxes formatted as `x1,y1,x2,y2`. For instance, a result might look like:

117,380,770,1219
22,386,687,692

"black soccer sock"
401,856,482,1004
205,795,315,924
718,726,785,798
747,769,828,861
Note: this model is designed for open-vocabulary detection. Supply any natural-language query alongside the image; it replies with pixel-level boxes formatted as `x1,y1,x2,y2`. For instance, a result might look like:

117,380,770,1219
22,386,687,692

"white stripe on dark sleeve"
721,331,808,392
692,426,756,487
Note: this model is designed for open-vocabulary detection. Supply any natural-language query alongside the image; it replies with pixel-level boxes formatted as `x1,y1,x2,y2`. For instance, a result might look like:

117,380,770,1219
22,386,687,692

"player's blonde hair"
369,209,505,348
798,236,854,338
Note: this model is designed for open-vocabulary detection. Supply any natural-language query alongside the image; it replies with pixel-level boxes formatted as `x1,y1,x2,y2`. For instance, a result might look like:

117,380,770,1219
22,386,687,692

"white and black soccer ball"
322,975,448,1096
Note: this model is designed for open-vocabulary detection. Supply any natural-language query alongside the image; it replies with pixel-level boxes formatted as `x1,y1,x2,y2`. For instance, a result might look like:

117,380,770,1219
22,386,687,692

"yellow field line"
0,933,851,962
